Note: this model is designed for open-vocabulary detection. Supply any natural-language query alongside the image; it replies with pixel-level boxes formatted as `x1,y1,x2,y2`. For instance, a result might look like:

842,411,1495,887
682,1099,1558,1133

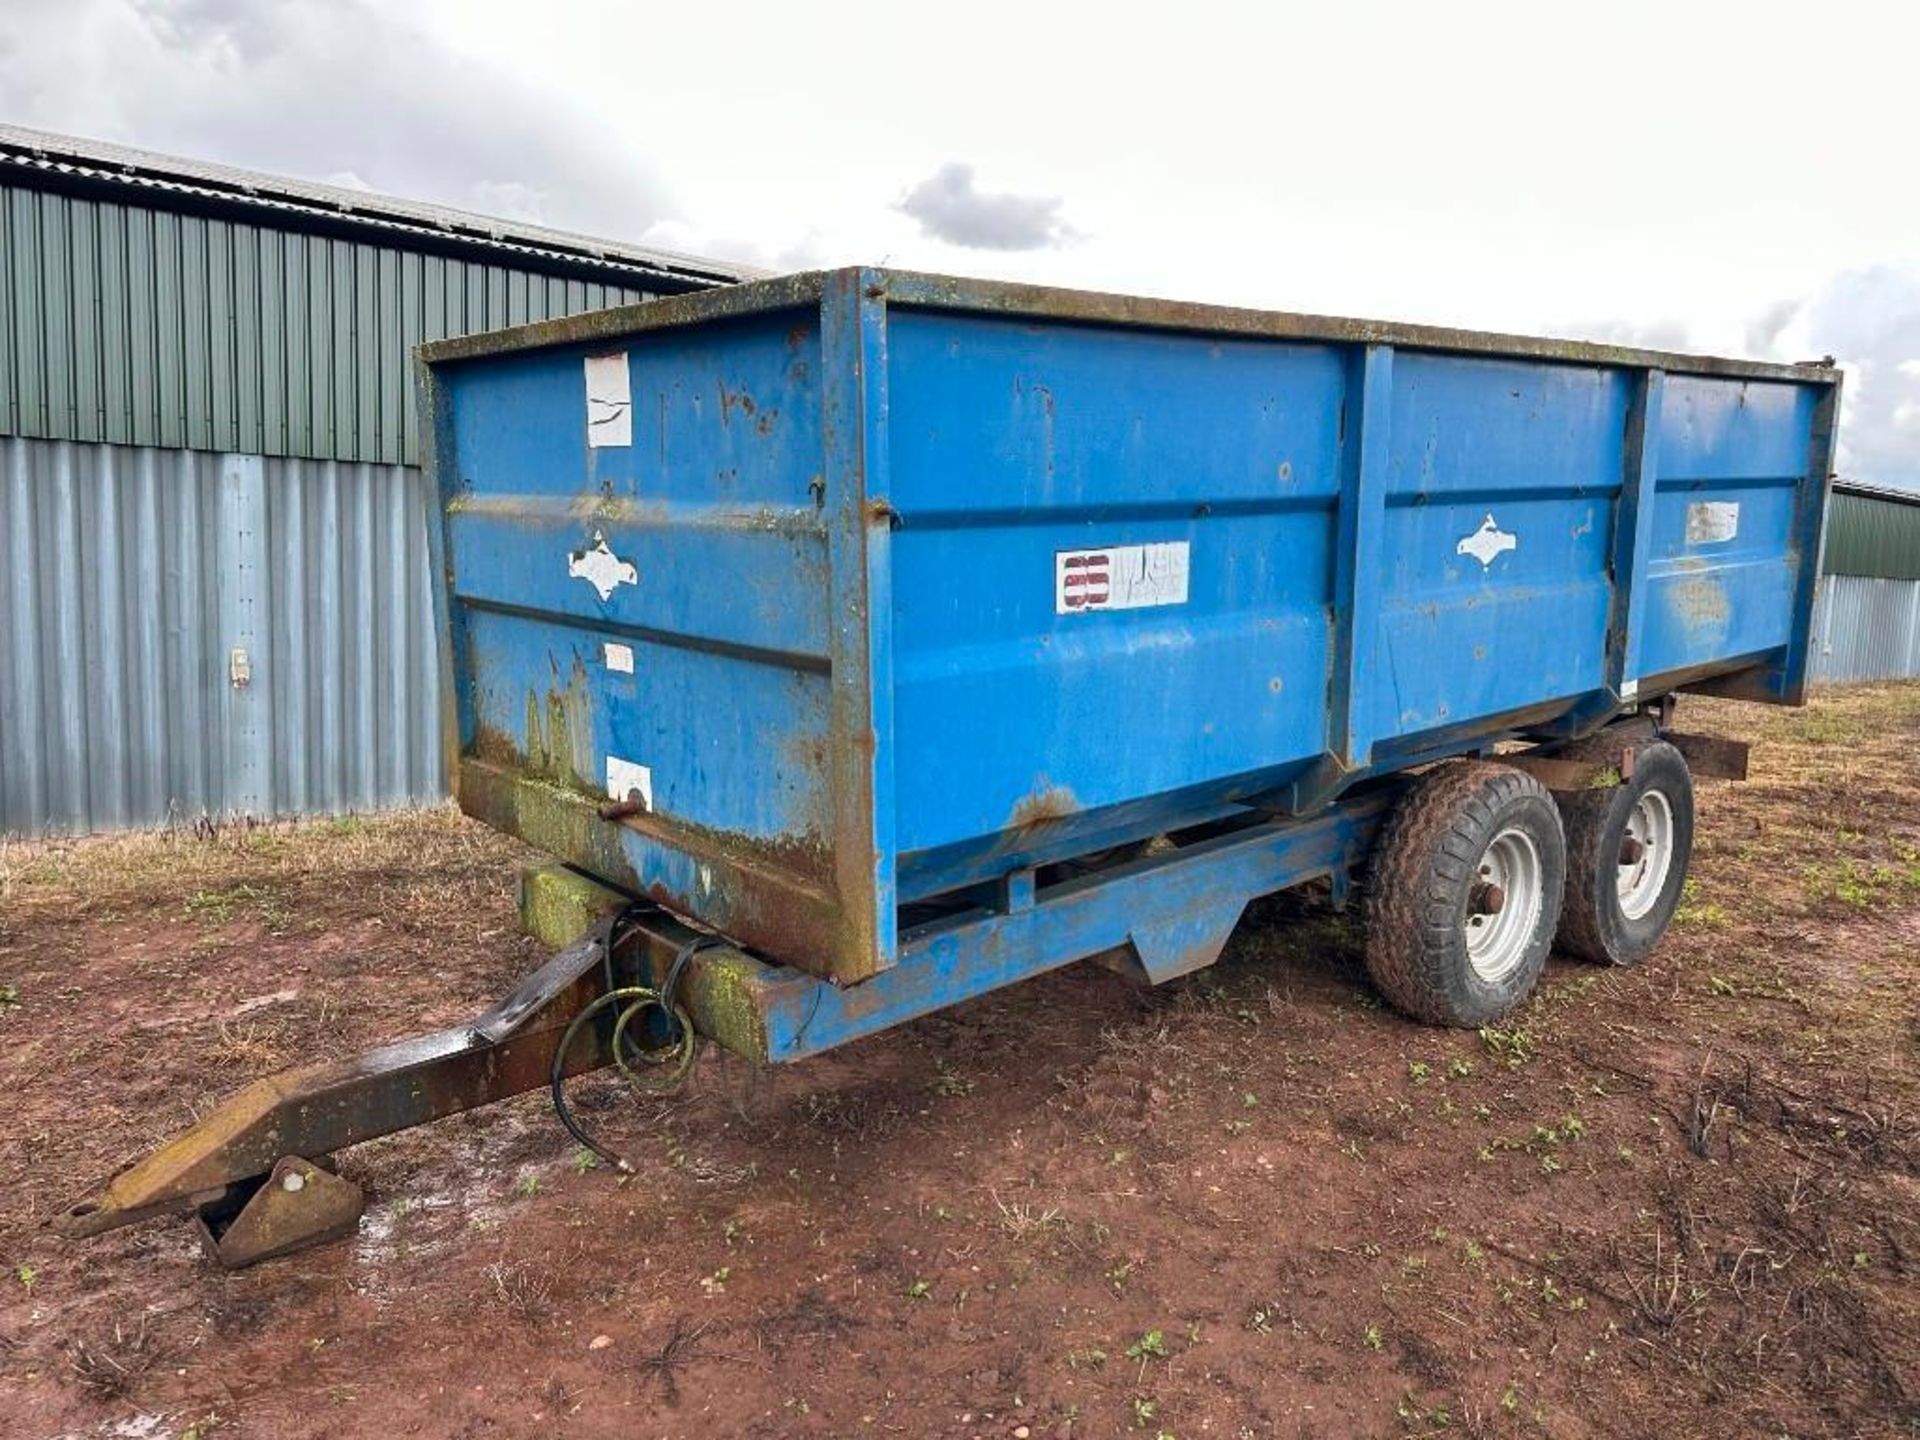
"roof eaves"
0,124,765,288
1833,479,1920,507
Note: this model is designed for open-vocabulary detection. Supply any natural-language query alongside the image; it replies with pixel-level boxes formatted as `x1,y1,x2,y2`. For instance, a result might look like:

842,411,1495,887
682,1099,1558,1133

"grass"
992,1191,1066,1239
1478,1026,1534,1067
206,1017,292,1071
184,882,293,931
927,1059,974,1097
0,805,526,931
485,1260,554,1322
1803,854,1920,908
635,1315,711,1405
1673,878,1730,929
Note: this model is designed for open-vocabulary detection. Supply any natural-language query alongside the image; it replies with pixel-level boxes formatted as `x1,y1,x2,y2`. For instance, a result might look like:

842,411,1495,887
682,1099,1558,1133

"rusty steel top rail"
418,267,1841,388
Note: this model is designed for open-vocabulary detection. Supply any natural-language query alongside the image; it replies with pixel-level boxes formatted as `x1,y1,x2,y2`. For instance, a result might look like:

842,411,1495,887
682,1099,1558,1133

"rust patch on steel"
1010,779,1081,830
1504,753,1627,793
418,273,828,366
196,1155,365,1269
1671,573,1731,629
458,761,849,981
447,491,825,538
716,377,758,426
1665,731,1750,781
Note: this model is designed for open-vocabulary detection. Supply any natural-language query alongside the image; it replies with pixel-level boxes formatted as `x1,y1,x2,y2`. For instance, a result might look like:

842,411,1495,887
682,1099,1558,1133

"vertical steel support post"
818,270,898,979
1329,344,1394,773
416,356,471,799
1779,380,1843,703
1610,368,1664,701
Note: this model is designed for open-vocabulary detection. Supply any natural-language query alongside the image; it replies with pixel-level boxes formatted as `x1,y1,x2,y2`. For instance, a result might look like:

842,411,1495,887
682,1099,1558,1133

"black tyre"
1555,739,1693,965
1364,761,1567,1027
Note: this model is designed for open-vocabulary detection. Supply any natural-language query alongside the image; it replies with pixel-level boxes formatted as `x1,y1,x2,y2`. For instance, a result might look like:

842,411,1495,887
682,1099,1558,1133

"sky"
1,0,1915,488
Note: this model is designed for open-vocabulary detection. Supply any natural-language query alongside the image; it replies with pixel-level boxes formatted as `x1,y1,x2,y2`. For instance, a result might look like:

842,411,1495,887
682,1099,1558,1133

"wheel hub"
1616,790,1675,921
1465,827,1545,983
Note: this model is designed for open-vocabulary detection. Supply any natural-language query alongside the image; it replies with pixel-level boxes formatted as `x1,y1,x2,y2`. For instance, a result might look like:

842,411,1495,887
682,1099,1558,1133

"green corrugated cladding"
0,182,653,466
1823,489,1920,582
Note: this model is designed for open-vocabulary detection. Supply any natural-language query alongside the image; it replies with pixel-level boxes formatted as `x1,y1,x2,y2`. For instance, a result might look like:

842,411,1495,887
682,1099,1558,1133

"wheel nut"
1620,835,1646,864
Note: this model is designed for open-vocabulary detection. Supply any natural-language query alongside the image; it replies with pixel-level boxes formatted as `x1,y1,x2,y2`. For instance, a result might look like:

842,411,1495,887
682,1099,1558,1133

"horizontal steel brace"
635,785,1400,1065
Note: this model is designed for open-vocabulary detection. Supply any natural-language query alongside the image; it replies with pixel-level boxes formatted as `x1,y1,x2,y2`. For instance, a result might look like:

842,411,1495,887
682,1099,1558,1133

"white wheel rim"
1465,826,1545,984
1617,789,1675,921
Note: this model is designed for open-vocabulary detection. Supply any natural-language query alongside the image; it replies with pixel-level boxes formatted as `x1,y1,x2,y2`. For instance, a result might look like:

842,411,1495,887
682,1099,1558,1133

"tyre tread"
1556,739,1694,966
1364,761,1563,1026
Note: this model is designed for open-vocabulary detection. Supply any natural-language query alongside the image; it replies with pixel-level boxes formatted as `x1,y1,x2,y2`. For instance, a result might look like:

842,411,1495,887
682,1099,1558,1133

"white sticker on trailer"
605,756,653,810
1055,542,1191,614
1686,501,1740,545
584,352,632,448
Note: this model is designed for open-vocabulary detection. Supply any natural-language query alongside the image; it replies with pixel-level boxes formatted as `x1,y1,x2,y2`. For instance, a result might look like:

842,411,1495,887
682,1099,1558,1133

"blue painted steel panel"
885,312,1343,857
1371,352,1628,742
422,269,1840,986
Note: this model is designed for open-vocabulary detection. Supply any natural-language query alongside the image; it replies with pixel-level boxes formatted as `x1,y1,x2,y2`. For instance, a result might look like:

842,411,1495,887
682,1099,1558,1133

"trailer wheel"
1555,740,1693,966
1364,761,1566,1027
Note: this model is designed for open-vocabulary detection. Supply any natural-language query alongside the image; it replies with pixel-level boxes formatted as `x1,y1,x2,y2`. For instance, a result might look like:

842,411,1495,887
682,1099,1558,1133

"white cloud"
1759,267,1920,488
0,0,681,238
896,163,1076,251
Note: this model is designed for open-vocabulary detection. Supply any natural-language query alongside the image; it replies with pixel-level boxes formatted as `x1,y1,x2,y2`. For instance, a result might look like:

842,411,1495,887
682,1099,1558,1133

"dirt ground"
2,687,1917,1440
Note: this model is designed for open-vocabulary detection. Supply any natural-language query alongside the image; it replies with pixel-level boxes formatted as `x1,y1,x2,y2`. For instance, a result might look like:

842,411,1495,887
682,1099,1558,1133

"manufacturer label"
584,352,632,448
1686,501,1740,545
604,642,635,674
1055,542,1191,614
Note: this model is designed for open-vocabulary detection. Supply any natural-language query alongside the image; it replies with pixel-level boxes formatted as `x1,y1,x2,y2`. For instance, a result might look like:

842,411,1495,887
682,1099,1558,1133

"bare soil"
2,688,1917,1440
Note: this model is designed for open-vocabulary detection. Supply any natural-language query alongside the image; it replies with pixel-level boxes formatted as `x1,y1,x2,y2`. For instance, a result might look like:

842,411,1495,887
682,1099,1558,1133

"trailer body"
419,269,1839,1004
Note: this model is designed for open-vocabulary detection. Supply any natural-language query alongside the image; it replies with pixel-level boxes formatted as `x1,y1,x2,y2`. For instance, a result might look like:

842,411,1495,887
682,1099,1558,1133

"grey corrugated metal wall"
1,434,443,834
1823,488,1920,583
1,181,650,466
1811,574,1920,684
0,171,701,837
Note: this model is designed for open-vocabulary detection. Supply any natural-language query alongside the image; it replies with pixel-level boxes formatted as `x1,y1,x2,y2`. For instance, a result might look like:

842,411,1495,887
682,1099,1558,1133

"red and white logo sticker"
1058,552,1111,609
1055,542,1190,614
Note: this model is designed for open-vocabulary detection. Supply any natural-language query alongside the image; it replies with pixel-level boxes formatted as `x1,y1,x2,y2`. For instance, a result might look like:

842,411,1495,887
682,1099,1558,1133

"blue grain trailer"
59,270,1840,1261
419,268,1836,1038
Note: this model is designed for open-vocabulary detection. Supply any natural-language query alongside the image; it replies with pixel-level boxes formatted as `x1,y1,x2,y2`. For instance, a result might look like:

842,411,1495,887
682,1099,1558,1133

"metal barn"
0,126,752,836
1812,481,1920,683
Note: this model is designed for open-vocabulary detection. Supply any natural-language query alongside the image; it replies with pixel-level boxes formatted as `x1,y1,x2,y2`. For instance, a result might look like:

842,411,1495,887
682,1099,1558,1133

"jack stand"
194,1155,366,1268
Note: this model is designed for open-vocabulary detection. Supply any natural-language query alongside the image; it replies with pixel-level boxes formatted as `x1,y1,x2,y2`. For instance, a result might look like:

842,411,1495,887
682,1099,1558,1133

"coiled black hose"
547,929,725,1173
